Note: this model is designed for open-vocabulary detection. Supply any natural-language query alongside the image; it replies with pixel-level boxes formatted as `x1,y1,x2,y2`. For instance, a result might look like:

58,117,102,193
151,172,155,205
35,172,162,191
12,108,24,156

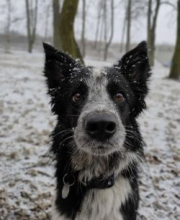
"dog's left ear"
43,43,80,89
115,41,151,84
115,41,151,117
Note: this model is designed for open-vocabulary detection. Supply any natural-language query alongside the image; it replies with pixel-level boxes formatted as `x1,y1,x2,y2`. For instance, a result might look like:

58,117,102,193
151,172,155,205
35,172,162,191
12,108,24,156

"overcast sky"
0,0,177,45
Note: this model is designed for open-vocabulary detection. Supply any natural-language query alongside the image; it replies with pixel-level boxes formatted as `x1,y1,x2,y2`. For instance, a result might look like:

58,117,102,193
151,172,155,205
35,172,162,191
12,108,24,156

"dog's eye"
114,92,125,102
72,93,81,102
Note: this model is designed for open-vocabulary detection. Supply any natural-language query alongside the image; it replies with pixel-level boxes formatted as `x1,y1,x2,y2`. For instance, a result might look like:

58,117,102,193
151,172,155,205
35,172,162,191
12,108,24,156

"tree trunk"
53,0,61,49
98,11,104,54
59,0,83,63
104,0,114,61
103,0,107,48
147,0,152,48
25,0,32,53
25,0,38,53
32,0,38,46
120,4,127,52
148,0,161,66
44,4,50,41
149,33,155,66
169,0,180,80
5,0,11,53
126,0,131,52
81,0,86,57
94,2,102,49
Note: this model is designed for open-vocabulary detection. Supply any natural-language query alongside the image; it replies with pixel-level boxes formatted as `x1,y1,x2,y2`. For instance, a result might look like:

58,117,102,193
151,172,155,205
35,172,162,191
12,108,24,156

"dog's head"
43,42,150,175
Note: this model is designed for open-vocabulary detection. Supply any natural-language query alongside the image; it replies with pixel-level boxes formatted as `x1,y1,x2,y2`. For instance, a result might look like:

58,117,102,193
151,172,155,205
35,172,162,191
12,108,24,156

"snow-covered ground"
0,50,179,220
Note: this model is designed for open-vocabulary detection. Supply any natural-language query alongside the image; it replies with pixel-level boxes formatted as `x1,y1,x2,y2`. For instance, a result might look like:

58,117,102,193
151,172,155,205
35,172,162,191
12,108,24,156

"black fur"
43,41,151,220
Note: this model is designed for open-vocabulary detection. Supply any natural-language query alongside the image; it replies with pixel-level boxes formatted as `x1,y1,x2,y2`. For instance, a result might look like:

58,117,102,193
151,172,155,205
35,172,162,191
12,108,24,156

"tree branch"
152,0,161,33
161,1,177,10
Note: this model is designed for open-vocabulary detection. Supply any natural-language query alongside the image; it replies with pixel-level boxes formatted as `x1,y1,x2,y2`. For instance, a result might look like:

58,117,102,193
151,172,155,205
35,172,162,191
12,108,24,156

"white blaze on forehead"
86,67,109,110
92,67,107,78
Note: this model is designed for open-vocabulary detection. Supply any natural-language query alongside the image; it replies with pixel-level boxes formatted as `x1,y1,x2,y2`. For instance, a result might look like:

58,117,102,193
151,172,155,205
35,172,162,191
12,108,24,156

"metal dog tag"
62,184,70,199
62,174,75,199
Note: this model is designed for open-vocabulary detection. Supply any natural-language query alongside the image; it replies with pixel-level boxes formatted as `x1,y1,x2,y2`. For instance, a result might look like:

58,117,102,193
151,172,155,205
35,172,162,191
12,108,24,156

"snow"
0,50,180,220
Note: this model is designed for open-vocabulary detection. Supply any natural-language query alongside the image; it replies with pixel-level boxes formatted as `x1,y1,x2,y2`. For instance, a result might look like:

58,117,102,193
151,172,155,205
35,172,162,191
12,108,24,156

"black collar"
63,172,115,190
85,173,115,189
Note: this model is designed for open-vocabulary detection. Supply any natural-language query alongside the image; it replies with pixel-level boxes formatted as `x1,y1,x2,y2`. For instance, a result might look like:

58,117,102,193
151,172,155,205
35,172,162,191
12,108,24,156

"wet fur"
43,42,151,220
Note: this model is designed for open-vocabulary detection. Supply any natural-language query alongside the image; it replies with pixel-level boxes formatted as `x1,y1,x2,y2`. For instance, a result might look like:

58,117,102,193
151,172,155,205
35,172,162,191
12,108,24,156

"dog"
43,41,151,220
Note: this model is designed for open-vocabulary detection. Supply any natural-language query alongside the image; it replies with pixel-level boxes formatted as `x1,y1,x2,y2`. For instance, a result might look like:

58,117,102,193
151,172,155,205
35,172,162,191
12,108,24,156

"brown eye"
114,92,125,102
72,93,81,102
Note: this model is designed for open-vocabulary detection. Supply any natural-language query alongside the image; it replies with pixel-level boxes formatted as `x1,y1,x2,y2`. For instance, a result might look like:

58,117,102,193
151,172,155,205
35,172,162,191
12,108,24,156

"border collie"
43,41,151,220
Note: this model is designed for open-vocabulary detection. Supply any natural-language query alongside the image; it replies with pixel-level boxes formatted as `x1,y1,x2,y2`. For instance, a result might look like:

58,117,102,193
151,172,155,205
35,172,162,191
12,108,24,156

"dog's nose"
85,114,116,141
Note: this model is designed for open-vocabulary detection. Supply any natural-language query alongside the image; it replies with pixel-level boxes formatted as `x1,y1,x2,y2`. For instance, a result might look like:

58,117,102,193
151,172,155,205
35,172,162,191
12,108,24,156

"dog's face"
44,42,150,160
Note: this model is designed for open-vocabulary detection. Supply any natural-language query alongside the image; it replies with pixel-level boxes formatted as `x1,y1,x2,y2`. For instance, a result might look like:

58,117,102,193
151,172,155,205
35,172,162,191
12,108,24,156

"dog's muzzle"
85,113,117,142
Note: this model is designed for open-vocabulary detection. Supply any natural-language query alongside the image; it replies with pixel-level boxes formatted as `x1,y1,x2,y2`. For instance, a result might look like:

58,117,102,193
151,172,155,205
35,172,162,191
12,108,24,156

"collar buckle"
86,173,115,189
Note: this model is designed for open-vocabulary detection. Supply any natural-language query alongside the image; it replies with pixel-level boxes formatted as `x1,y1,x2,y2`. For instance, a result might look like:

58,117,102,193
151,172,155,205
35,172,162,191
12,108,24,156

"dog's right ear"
43,43,78,89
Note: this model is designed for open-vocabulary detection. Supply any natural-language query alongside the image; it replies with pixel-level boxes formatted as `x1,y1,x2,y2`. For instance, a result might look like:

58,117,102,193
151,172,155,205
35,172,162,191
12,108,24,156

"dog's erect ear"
115,41,150,83
115,42,151,117
43,42,57,56
43,43,80,89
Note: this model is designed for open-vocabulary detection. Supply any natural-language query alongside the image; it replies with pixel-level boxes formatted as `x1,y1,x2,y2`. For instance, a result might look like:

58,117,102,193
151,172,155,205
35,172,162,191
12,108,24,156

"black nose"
85,114,116,141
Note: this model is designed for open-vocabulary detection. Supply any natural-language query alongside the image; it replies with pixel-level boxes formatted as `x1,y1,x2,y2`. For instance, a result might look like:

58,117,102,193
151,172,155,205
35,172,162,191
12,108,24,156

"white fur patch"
52,177,131,220
75,177,131,220
92,67,104,78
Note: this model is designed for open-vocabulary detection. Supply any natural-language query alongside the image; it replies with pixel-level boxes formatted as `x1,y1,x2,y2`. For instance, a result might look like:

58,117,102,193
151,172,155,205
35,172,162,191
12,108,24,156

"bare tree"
161,1,176,9
119,0,147,52
104,0,114,60
44,3,50,41
103,0,107,52
25,0,38,53
59,0,83,63
53,0,61,49
169,0,180,80
98,9,104,54
94,1,103,49
147,0,161,66
120,4,127,52
81,0,86,57
126,0,132,52
94,0,104,54
147,0,152,48
5,0,11,53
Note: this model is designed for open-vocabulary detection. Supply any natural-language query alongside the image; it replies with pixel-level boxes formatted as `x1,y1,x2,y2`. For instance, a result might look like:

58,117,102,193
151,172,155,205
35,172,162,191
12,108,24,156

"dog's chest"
75,177,131,220
52,177,132,220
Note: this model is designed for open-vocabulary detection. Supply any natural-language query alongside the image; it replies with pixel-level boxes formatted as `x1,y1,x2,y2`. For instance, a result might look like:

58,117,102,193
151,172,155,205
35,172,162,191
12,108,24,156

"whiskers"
125,125,142,142
52,127,76,153
53,128,73,138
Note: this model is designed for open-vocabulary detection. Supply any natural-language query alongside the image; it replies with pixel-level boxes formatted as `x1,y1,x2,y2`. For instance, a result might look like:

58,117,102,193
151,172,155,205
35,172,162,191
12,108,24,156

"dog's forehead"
91,67,107,77
86,66,124,83
84,67,109,101
86,66,108,83
81,67,115,112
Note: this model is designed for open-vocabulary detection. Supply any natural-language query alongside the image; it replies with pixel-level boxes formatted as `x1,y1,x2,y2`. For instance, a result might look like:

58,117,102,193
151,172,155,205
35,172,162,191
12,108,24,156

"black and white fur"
43,42,151,220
